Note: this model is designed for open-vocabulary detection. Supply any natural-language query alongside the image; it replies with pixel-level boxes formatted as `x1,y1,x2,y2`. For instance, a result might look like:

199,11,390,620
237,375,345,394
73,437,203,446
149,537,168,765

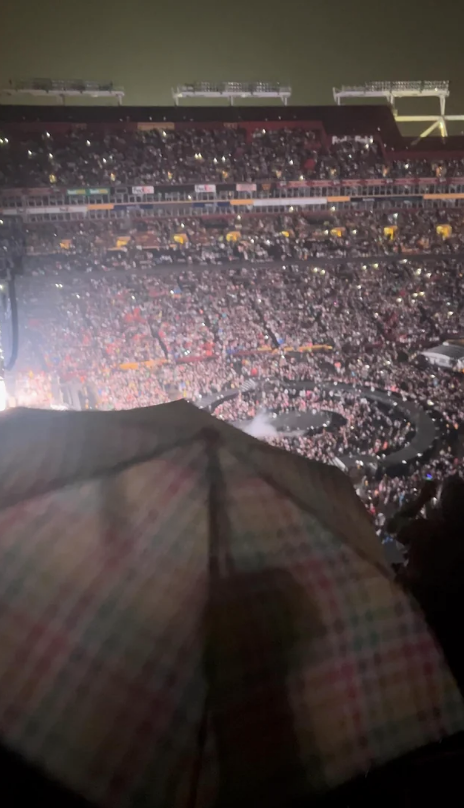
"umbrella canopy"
0,401,462,808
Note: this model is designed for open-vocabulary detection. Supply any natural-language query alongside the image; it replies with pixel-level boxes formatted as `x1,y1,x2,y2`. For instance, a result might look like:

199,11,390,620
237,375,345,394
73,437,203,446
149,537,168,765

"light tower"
0,79,125,106
333,81,464,139
172,82,292,106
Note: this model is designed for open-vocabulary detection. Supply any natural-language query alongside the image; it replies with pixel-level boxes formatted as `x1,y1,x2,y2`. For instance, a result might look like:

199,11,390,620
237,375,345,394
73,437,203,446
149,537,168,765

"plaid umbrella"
0,401,462,808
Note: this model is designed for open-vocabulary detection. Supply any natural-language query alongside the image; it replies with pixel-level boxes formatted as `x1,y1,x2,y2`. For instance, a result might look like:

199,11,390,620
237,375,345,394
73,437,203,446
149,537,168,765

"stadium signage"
67,188,109,196
132,186,154,195
22,205,89,214
253,197,327,207
194,184,216,193
236,183,257,192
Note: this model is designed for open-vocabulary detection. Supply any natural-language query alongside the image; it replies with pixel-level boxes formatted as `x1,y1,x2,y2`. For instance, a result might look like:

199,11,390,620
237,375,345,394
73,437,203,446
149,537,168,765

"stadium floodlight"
172,82,292,106
0,79,125,106
333,81,450,106
332,80,464,139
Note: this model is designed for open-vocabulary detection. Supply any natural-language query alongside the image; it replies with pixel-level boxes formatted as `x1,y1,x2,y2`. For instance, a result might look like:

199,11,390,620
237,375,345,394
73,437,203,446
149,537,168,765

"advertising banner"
281,181,310,189
236,183,257,192
253,198,327,207
137,122,174,131
194,184,216,193
24,205,88,214
67,188,109,196
132,186,154,195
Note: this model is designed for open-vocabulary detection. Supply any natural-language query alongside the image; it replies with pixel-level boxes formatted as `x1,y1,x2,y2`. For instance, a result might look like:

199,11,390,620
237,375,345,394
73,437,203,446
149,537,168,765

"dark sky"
0,0,463,112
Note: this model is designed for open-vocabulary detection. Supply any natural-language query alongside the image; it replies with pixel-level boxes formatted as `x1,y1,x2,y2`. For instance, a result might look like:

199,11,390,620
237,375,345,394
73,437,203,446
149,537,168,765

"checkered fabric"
0,402,461,808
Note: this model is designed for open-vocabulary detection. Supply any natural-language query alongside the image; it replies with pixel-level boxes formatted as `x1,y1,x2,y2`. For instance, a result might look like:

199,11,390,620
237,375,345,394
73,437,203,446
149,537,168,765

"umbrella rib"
205,428,235,580
229,444,393,581
187,692,210,808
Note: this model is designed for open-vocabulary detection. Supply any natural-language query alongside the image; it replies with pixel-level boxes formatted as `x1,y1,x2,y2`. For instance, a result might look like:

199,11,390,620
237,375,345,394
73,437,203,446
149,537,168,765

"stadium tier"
1,104,464,223
0,103,464,534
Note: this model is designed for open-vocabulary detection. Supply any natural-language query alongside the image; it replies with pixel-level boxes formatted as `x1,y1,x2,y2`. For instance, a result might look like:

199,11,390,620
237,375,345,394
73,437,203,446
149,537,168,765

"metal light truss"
172,82,292,105
333,81,450,105
1,79,125,105
332,80,464,139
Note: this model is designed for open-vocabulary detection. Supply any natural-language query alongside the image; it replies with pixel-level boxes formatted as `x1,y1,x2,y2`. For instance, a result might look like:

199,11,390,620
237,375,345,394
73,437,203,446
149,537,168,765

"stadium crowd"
3,117,464,693
6,239,464,529
1,124,464,532
214,385,413,458
2,127,464,187
19,208,464,270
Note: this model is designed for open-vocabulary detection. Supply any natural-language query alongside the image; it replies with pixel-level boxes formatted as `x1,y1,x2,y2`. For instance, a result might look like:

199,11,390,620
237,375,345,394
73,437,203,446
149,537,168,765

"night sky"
0,0,463,111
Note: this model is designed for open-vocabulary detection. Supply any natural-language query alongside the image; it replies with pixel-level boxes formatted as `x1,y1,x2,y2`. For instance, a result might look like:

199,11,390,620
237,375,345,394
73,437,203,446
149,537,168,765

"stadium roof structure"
334,81,450,107
0,79,125,105
0,401,462,807
333,80,464,140
172,81,292,105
